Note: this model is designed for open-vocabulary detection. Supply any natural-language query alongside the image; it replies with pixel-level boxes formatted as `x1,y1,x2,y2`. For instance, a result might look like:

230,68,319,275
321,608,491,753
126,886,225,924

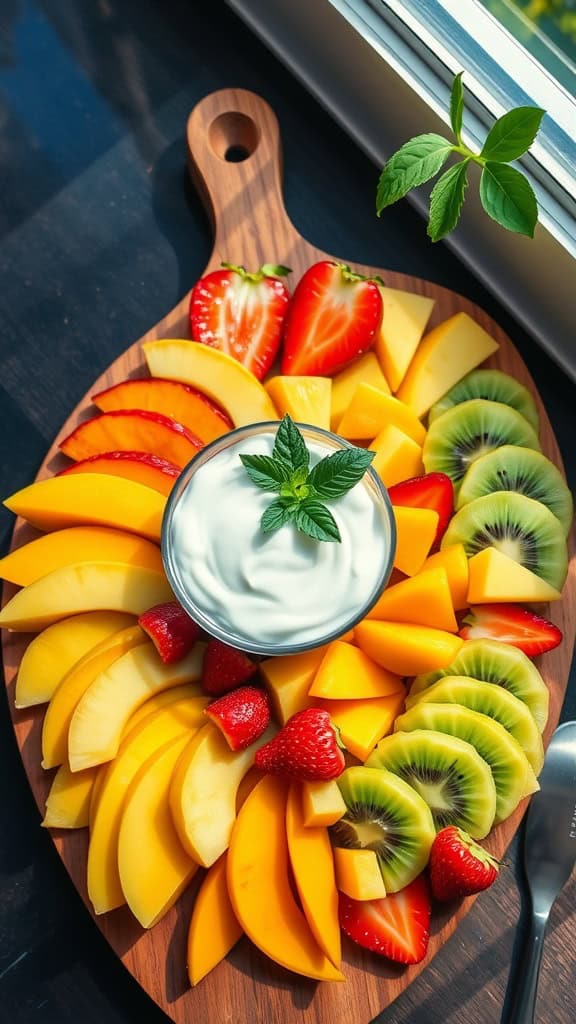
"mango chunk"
422,543,469,610
4,473,165,541
301,780,347,828
286,784,341,967
309,640,403,700
467,547,562,603
371,424,423,488
187,854,242,985
330,353,390,430
42,763,100,829
319,692,406,761
396,312,499,417
265,375,331,429
355,620,463,677
333,847,387,901
260,647,327,724
366,567,458,632
337,384,426,444
227,775,344,982
117,734,198,928
393,507,439,576
375,286,435,392
14,611,135,708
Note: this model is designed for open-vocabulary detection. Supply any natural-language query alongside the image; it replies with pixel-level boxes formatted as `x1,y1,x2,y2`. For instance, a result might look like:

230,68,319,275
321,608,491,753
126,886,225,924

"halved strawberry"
189,262,291,380
429,826,499,901
339,874,431,964
205,685,271,750
201,639,258,696
281,261,383,376
460,604,562,657
388,472,454,545
139,602,202,663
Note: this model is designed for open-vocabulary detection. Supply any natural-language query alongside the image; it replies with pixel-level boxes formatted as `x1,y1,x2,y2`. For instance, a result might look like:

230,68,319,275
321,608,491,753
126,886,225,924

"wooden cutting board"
2,88,575,1024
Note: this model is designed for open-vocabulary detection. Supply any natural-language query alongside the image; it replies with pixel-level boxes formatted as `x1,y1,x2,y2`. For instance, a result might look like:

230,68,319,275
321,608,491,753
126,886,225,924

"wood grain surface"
2,88,575,1024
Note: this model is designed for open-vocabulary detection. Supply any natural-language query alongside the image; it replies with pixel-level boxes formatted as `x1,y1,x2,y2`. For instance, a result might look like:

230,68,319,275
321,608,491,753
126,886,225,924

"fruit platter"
1,88,574,1024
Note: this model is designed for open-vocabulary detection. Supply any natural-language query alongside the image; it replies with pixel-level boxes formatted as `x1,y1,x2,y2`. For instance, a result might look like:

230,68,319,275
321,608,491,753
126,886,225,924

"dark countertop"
0,3,574,1023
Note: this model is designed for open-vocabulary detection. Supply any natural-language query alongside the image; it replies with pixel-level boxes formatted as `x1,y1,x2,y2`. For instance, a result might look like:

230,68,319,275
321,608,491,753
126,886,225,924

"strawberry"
254,708,344,782
189,262,291,380
281,261,383,376
388,472,454,545
138,602,202,663
429,826,499,901
339,875,431,964
460,604,562,657
205,685,271,751
201,639,258,696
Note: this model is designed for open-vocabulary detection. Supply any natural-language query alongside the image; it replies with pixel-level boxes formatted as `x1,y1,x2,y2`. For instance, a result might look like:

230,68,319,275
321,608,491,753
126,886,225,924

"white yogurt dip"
163,426,394,652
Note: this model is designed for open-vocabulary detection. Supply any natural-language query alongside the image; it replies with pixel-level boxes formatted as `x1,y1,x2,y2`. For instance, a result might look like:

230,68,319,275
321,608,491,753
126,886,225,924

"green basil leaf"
427,160,469,242
307,447,375,499
239,453,291,492
272,414,309,472
376,134,453,212
294,501,342,543
479,163,538,237
481,106,545,162
450,72,464,143
260,499,297,535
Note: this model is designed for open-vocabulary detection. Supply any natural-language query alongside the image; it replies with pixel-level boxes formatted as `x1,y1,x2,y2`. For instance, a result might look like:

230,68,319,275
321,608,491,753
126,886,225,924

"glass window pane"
477,0,576,93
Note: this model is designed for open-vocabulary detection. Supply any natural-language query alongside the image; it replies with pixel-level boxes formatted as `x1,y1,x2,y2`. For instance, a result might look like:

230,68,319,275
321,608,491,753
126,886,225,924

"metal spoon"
505,720,576,1024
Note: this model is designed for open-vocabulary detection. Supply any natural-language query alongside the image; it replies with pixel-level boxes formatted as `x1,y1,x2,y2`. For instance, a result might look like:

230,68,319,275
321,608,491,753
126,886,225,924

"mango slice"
422,543,469,610
330,352,390,430
375,286,435,392
68,641,205,772
265,376,331,429
4,473,165,541
260,647,327,724
467,546,562,603
309,640,403,700
366,567,458,632
333,847,387,901
286,784,341,967
117,734,198,928
14,611,135,708
393,506,439,576
355,620,463,677
143,339,278,426
319,692,406,761
42,763,100,829
371,424,423,488
302,780,347,828
337,384,426,444
187,854,243,985
227,775,344,982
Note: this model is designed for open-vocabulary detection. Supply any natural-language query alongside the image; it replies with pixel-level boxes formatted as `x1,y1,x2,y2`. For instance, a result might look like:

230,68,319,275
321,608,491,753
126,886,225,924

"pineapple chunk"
375,287,435,392
467,547,562,603
330,353,390,430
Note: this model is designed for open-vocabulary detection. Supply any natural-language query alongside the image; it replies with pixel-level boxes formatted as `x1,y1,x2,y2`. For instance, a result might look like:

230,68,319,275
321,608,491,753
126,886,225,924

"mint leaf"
308,448,375,499
272,414,309,473
294,501,341,543
481,107,545,162
260,499,297,535
479,162,538,237
427,160,469,242
239,453,290,492
376,134,453,212
450,72,464,144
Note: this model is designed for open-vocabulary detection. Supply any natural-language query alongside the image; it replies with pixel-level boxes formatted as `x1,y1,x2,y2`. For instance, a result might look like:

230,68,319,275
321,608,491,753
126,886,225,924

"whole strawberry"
429,826,500,901
201,639,257,696
138,601,202,664
205,686,271,751
255,708,344,782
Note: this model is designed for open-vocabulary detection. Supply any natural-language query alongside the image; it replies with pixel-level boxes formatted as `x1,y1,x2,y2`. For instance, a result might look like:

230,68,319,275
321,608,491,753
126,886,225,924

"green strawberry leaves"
376,73,544,241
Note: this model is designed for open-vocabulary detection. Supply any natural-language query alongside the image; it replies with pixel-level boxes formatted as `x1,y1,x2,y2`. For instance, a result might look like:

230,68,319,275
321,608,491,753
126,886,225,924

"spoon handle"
506,911,549,1024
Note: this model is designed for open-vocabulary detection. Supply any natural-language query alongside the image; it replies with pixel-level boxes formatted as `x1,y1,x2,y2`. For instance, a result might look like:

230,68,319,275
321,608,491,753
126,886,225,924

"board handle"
187,88,301,274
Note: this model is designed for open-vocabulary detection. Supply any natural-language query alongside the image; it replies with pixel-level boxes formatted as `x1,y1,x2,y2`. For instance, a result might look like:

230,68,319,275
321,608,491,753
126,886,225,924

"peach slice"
60,452,179,497
42,763,100,829
187,854,243,986
309,641,404,700
355,620,463,677
60,410,202,468
366,567,458,632
92,377,233,443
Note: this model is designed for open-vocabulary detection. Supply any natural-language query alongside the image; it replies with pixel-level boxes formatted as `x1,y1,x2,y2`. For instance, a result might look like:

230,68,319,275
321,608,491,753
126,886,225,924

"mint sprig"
240,415,375,543
376,73,544,241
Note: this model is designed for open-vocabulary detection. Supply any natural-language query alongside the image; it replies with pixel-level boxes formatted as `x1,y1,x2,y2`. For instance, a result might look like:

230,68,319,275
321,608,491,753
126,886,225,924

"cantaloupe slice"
4,474,165,541
309,640,404,700
393,506,439,576
227,775,344,982
42,763,100,829
260,646,327,724
333,847,387,901
366,567,458,632
187,854,243,985
318,692,406,761
265,376,331,429
330,352,390,430
337,384,426,444
371,424,423,488
375,286,435,392
355,620,463,677
467,547,562,603
421,543,469,611
143,339,278,426
301,780,347,828
286,784,341,967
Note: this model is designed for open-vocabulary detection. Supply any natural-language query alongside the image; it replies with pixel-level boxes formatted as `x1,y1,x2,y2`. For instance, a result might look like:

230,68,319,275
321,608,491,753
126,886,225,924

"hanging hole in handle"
208,112,259,163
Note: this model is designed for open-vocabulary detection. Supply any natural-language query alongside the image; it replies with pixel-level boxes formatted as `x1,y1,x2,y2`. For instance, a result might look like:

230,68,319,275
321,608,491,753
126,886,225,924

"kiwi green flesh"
422,399,540,487
441,490,568,591
409,639,549,732
365,729,497,839
405,676,544,774
457,445,573,536
331,765,436,892
429,369,540,433
394,703,538,823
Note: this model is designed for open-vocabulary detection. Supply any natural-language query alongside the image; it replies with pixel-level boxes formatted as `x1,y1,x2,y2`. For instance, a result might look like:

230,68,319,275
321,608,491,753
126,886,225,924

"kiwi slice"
422,399,540,487
394,702,539,823
330,765,436,892
405,676,544,774
457,446,573,536
409,638,549,731
365,729,497,838
429,369,539,433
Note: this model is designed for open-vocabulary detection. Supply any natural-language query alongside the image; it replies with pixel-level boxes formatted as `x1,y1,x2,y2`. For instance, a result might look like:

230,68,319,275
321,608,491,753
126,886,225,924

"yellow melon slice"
333,847,387,900
467,547,562,603
355,620,463,677
319,691,406,761
122,683,203,736
330,352,390,430
422,543,469,611
337,384,426,444
187,854,243,985
371,424,423,488
301,780,347,828
393,507,439,576
309,640,404,700
42,764,100,829
375,286,435,392
265,376,331,429
366,567,458,632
